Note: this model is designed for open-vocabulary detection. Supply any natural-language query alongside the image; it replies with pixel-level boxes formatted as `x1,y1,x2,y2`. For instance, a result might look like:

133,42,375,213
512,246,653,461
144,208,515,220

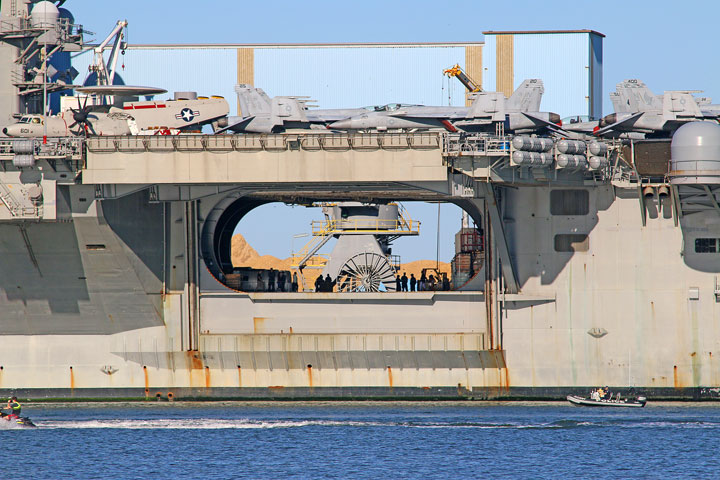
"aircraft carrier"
0,2,719,401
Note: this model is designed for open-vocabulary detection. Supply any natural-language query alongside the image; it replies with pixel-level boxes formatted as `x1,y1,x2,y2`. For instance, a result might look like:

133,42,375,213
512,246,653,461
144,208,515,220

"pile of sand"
231,234,451,279
231,234,292,271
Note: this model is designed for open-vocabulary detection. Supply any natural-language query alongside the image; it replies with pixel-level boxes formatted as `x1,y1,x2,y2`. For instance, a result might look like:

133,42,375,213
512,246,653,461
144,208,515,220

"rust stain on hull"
307,365,313,388
205,366,211,389
253,317,267,334
143,366,149,396
387,366,393,388
673,365,681,389
237,366,242,388
186,352,203,370
186,351,205,388
69,366,75,391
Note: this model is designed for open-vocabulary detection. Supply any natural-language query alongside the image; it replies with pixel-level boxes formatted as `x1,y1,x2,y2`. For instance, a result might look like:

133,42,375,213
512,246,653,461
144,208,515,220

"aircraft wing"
305,112,352,122
386,109,465,120
593,111,644,136
386,116,458,132
214,116,256,134
521,112,560,129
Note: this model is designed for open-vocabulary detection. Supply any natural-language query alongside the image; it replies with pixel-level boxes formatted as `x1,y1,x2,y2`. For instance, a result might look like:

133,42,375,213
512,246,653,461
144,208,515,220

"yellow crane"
443,64,482,93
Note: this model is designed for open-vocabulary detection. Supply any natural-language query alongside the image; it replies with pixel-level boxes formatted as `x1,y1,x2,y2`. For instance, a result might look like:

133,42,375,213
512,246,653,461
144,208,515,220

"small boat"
0,412,37,428
567,393,647,408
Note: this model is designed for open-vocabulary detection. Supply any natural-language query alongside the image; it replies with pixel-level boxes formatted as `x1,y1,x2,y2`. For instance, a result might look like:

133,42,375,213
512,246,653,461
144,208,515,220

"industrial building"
70,30,602,119
483,30,604,119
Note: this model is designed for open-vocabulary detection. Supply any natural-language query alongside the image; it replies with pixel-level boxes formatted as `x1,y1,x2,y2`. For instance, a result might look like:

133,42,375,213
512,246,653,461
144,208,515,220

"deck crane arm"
90,20,128,88
443,64,482,93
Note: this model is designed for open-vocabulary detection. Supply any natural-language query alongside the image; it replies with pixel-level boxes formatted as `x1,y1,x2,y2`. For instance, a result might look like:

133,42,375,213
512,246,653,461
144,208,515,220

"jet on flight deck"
559,79,720,139
328,79,560,133
215,85,413,134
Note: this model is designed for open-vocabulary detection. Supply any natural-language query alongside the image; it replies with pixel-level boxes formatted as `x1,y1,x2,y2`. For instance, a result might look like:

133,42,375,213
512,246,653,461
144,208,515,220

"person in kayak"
3,396,21,419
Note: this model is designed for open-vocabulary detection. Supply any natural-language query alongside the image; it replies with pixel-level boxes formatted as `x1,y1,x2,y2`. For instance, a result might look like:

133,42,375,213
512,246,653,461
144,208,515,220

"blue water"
1,401,719,479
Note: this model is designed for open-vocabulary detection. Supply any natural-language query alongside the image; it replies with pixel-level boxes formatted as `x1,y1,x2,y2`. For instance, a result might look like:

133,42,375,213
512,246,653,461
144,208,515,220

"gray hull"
0,133,718,401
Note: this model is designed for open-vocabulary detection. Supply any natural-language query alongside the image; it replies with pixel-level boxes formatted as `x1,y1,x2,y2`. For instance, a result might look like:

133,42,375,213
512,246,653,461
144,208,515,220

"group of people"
590,387,613,401
255,269,299,292
315,274,336,292
395,272,450,292
254,269,451,293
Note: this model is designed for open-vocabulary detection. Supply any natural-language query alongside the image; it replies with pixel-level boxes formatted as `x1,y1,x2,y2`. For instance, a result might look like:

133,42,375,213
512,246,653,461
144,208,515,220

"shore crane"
443,64,482,93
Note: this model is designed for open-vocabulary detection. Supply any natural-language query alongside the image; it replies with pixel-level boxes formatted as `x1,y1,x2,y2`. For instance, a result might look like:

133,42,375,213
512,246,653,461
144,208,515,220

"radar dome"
30,1,59,28
82,72,126,87
670,122,720,184
58,7,75,24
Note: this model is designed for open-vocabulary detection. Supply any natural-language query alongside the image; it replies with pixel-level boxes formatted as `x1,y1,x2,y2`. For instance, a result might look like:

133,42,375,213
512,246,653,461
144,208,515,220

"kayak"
567,394,647,408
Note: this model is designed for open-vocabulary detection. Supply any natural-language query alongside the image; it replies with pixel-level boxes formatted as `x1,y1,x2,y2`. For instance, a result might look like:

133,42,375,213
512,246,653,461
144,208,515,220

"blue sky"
68,0,720,115
66,0,720,262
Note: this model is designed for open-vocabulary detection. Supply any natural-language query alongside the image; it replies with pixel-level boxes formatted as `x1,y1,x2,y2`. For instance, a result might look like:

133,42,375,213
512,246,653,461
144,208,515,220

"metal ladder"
0,181,36,217
0,181,21,216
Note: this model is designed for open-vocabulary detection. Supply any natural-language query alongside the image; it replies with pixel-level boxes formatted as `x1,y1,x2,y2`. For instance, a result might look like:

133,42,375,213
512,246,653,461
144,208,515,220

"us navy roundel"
176,107,199,122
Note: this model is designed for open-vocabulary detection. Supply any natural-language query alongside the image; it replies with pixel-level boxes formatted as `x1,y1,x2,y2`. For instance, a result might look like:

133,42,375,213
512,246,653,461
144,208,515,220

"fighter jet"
3,87,229,137
561,79,720,139
215,85,403,134
328,79,561,133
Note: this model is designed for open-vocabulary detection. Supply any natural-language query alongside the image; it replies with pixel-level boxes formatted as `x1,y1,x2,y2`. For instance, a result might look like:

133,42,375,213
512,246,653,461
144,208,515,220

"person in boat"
591,389,601,401
3,396,21,419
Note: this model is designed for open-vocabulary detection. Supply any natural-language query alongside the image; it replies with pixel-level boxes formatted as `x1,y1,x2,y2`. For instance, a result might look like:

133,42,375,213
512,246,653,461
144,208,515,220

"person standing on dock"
396,275,401,292
278,271,285,292
268,268,276,292
324,274,335,292
401,272,408,292
292,272,298,292
410,274,417,292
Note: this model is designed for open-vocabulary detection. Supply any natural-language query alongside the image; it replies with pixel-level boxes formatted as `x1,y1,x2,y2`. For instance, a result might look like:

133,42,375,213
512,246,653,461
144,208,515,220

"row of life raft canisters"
510,136,609,170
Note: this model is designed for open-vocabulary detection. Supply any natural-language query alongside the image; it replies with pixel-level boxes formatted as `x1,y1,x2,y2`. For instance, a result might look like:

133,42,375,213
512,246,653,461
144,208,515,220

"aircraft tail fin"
614,79,662,112
663,91,703,121
507,79,544,112
466,91,506,121
235,84,271,117
271,97,309,123
609,92,626,114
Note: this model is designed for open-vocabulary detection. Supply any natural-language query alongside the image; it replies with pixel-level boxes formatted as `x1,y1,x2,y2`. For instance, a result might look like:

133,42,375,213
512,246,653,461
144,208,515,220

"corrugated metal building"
71,31,602,118
483,30,604,119
72,43,480,116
